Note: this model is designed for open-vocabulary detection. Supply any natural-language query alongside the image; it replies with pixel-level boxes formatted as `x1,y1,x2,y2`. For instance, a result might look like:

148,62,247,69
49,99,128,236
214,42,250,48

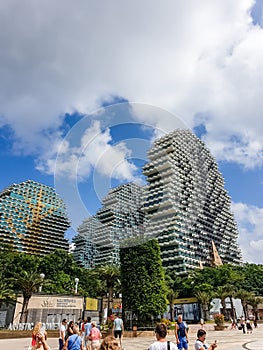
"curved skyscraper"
0,180,70,255
143,129,242,274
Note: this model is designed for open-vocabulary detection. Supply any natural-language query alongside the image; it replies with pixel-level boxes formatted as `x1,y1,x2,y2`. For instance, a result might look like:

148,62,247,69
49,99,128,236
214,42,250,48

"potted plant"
213,313,226,330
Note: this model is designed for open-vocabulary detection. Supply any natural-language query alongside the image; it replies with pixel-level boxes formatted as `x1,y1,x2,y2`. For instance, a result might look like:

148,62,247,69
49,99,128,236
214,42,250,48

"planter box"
214,325,228,331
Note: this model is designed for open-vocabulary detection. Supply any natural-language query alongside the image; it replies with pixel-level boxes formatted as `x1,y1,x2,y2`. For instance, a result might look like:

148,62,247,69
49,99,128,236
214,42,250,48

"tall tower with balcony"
142,129,242,274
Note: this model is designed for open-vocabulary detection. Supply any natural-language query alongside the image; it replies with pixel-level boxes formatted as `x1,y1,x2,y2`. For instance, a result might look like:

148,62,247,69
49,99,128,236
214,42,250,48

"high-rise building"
0,180,70,255
142,129,242,274
72,216,99,268
74,183,145,267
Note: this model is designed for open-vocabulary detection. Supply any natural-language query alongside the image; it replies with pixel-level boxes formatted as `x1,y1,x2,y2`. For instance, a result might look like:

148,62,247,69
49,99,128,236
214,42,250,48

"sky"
0,0,263,264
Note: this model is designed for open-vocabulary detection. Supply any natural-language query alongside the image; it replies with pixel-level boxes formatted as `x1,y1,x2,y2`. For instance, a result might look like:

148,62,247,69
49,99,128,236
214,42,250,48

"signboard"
85,298,98,311
56,298,77,308
174,297,198,304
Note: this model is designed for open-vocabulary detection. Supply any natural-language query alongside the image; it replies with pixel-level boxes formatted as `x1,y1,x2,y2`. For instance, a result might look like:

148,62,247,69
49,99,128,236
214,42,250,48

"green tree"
120,238,167,326
235,289,254,319
247,295,263,321
0,280,16,308
11,270,48,323
167,288,178,321
240,264,263,295
93,264,120,317
194,284,214,321
215,286,229,318
39,249,81,294
165,271,181,321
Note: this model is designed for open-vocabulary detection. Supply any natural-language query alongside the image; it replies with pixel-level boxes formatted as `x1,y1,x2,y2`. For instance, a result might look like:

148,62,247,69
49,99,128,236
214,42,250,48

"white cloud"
44,120,139,182
231,202,263,263
1,0,263,250
0,0,262,171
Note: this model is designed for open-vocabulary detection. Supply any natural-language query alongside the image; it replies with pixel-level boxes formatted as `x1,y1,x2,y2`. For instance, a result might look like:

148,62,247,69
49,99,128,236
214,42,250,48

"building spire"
211,240,223,266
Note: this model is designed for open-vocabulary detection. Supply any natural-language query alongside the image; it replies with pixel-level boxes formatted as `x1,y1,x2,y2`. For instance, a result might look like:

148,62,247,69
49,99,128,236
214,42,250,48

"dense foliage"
120,238,168,325
1,247,263,323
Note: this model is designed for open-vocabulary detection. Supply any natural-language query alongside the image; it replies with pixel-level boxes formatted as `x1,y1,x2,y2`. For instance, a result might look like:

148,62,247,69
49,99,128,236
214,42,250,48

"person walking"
59,319,68,350
84,317,92,350
112,314,124,349
89,321,102,350
66,321,75,340
63,325,83,350
149,323,177,350
246,319,253,334
240,317,246,334
175,315,188,350
194,329,217,350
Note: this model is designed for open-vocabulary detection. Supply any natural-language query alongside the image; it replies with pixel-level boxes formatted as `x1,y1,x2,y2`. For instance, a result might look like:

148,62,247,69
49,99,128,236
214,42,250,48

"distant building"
0,180,70,255
73,183,145,267
72,216,99,268
142,129,242,274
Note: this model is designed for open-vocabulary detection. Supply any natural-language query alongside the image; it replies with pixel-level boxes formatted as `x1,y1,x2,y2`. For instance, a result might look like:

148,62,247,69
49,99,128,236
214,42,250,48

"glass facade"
0,180,70,255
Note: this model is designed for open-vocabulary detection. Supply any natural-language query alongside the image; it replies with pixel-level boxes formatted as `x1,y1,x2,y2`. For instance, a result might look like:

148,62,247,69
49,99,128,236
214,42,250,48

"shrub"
160,318,172,328
213,313,224,325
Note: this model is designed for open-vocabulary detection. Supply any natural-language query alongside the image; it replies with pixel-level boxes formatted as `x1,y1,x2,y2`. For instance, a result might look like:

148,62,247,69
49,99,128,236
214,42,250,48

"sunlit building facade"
72,216,99,268
143,129,242,274
74,183,145,267
0,180,70,255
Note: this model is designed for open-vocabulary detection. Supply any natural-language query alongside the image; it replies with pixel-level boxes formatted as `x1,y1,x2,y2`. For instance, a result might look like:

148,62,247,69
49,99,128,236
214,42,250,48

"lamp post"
39,273,45,292
75,278,79,294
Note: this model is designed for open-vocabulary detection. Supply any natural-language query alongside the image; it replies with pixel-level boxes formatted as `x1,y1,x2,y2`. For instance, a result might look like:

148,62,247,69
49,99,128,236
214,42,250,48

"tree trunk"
221,298,227,318
169,302,174,321
229,296,236,320
241,301,247,319
107,286,114,317
19,295,30,323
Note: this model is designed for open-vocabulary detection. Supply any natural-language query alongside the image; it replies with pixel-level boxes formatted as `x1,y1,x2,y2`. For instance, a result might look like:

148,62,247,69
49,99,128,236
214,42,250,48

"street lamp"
39,273,45,292
75,278,79,294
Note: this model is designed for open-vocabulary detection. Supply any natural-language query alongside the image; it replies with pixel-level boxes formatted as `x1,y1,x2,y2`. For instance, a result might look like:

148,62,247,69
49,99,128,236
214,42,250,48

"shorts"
91,339,100,350
114,330,122,338
177,336,188,350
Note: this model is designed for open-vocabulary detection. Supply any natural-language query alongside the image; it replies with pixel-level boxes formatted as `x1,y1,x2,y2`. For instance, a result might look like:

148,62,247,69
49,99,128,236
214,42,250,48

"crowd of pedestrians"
56,314,123,350
29,313,259,350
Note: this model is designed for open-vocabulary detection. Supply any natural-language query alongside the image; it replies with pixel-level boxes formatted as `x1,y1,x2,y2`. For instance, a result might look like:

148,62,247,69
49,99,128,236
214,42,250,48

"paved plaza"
0,324,262,350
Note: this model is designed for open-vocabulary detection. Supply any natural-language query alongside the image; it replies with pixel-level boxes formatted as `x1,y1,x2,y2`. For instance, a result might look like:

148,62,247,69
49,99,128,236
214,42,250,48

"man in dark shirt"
175,315,188,350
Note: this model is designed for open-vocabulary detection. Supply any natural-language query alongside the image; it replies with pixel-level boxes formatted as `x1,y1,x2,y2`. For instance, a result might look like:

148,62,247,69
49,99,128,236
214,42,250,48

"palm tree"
94,264,120,317
247,295,263,321
0,281,17,308
167,288,179,321
11,270,47,323
224,284,237,321
215,286,229,319
194,290,213,321
235,289,254,319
